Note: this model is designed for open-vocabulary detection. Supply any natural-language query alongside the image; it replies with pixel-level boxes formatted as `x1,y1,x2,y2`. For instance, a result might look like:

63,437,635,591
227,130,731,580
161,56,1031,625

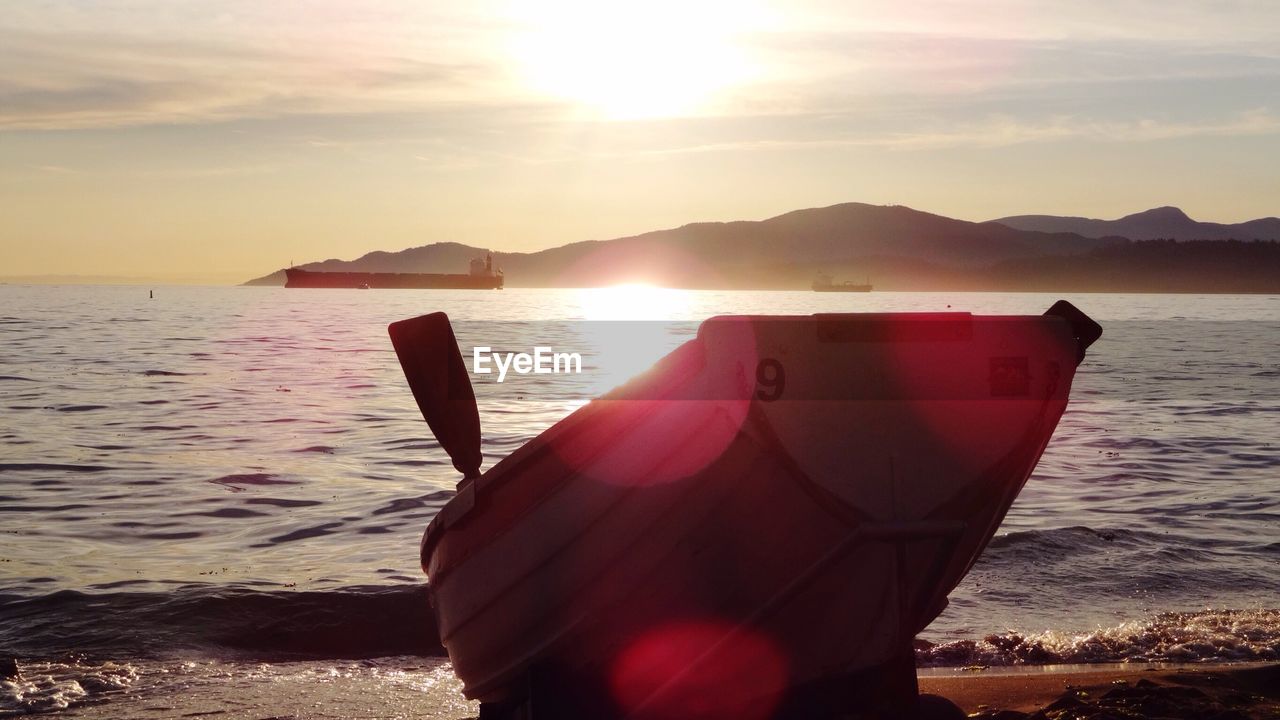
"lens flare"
610,619,788,720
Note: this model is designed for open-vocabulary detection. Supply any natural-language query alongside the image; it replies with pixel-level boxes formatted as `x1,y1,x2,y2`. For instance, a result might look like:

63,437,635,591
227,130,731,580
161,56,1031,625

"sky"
2,0,1279,283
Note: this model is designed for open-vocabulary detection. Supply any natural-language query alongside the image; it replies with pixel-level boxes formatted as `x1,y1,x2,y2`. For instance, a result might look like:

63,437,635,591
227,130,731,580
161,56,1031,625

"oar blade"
388,312,482,480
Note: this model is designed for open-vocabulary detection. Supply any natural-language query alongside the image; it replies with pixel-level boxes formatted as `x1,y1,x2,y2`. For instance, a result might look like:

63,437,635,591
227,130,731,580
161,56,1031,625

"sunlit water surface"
1,286,1276,714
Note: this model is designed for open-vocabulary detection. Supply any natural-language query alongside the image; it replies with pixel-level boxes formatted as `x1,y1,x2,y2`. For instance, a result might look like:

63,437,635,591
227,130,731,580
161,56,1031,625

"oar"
388,312,483,481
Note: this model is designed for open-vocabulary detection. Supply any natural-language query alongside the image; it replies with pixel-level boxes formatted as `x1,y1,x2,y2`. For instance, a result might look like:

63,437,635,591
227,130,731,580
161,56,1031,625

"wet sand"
20,659,1275,719
920,662,1280,718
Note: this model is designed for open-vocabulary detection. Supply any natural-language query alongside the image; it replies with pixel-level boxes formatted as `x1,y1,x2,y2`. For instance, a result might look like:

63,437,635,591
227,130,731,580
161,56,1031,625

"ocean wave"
0,463,111,473
208,473,299,491
0,659,137,716
983,525,1157,556
5,585,1277,674
52,405,108,413
0,586,444,662
918,608,1280,666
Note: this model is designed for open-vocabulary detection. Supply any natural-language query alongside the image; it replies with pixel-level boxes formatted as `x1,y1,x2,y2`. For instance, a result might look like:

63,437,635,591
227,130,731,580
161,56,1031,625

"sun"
576,283,694,320
509,0,762,120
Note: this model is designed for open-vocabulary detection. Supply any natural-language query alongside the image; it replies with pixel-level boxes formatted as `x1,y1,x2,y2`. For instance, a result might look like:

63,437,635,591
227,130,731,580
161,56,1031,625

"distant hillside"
992,206,1280,241
246,242,489,287
244,202,1280,293
245,202,1117,288
984,240,1280,293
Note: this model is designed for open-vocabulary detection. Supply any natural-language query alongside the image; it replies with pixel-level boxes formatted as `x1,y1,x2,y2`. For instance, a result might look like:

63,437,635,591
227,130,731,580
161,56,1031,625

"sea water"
1,285,1276,715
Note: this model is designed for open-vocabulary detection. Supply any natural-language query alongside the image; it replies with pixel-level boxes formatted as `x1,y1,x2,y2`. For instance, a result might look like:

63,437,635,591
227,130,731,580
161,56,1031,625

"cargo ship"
285,254,503,289
812,272,872,292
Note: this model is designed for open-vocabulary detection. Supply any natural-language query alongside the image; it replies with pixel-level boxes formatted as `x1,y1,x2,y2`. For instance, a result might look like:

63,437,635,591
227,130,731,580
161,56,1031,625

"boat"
812,273,872,292
388,301,1101,719
285,254,503,289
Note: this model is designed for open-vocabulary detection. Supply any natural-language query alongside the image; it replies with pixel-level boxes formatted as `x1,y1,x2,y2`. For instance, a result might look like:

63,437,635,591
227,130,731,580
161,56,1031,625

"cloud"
0,20,499,130
768,0,1280,45
32,164,81,175
2,0,1278,135
878,109,1280,149
585,108,1280,157
728,33,1280,117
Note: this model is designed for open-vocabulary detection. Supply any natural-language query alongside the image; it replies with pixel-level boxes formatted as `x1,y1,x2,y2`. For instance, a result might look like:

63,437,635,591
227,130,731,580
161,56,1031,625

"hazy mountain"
245,202,1119,288
247,242,489,287
244,202,1279,292
992,206,1280,241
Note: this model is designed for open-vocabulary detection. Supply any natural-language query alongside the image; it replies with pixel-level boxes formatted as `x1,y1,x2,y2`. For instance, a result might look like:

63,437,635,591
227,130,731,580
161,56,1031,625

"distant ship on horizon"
812,272,872,292
285,253,504,290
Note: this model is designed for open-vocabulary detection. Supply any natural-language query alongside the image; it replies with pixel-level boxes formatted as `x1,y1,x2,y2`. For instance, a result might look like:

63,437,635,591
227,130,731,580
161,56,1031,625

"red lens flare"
609,619,788,720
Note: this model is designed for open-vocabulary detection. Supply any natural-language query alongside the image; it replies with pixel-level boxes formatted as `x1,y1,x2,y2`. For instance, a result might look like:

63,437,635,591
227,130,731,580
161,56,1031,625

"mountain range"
245,203,1280,293
992,206,1280,241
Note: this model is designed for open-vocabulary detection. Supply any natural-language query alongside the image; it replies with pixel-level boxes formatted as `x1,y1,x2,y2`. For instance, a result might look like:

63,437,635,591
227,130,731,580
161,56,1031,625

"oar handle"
1045,300,1103,364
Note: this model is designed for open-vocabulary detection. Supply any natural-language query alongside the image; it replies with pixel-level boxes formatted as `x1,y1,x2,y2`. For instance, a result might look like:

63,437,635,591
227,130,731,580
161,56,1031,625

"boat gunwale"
421,312,1082,574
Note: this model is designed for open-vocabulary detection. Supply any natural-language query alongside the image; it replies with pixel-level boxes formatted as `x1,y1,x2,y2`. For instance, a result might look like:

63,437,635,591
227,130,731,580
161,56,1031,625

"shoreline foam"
6,658,1276,719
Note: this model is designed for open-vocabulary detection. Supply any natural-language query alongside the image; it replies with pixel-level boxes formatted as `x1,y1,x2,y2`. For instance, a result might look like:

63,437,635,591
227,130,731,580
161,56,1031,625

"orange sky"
3,0,1278,283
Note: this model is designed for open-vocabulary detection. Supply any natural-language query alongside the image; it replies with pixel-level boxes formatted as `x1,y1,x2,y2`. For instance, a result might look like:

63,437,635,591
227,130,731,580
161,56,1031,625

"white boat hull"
418,308,1096,716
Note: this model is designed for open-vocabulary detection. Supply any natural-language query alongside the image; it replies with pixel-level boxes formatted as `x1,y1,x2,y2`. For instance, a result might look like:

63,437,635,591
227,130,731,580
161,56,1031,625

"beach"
922,663,1280,718
6,658,1277,718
